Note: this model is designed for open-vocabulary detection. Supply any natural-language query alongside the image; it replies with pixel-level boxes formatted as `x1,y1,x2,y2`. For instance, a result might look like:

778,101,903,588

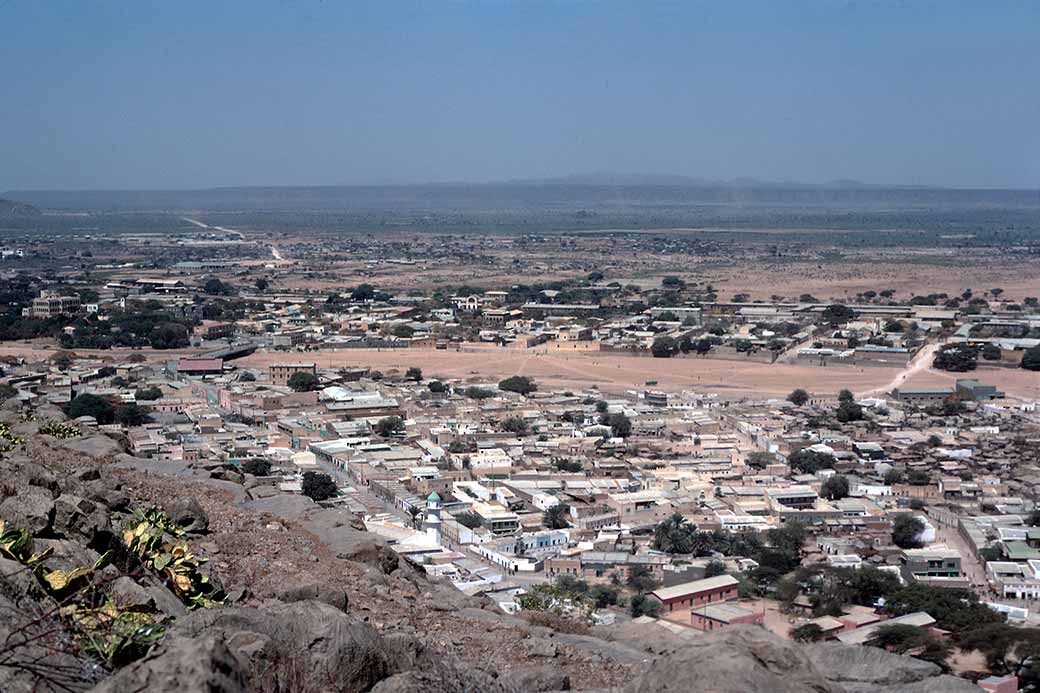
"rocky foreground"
0,401,977,692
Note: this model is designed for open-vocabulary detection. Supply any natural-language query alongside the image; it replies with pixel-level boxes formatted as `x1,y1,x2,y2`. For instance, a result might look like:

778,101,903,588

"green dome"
427,491,441,502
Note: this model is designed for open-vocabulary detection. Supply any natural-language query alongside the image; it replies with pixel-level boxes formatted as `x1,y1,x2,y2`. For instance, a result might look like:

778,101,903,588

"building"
27,291,80,318
194,320,236,341
648,574,739,612
423,491,442,545
269,362,317,386
955,379,1005,401
891,386,954,406
471,502,520,535
900,545,963,583
689,602,764,631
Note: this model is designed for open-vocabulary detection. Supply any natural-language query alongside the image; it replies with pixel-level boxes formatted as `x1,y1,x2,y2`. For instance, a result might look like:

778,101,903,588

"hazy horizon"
2,1,1038,191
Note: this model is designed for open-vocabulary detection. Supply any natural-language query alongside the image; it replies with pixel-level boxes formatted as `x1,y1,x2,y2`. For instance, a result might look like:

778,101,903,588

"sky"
1,1,1038,190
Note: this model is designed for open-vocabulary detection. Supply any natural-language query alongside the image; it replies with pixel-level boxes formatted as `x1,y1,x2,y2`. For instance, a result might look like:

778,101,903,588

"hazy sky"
2,1,1038,190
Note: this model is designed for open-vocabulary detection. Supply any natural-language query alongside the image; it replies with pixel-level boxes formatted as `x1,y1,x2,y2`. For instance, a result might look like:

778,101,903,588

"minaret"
424,491,442,545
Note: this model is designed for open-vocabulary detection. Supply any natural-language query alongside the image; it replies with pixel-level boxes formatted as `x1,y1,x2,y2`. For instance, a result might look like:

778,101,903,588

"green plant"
65,600,166,667
0,422,26,454
122,508,224,608
39,422,82,439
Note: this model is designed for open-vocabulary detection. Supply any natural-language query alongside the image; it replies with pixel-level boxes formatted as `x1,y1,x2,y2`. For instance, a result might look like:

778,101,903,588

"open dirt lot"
240,347,907,399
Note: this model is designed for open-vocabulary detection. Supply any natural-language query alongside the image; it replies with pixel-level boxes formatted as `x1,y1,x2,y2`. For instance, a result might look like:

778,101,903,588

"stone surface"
90,634,246,693
167,496,209,534
175,600,390,693
624,626,842,693
805,641,942,686
0,486,55,535
276,582,350,612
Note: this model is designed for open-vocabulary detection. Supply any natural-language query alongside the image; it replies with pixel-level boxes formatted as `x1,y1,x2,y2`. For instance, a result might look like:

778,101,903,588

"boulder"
53,493,107,539
276,582,349,612
805,641,942,686
624,625,842,693
175,600,390,693
503,665,571,691
89,634,246,693
55,434,122,459
0,556,41,602
0,486,55,535
167,497,209,534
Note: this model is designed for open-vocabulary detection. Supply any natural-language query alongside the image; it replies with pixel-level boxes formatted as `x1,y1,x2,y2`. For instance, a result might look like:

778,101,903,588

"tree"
501,416,529,435
661,276,681,287
448,440,469,454
820,475,850,500
544,503,571,529
821,304,855,326
405,366,423,382
241,458,272,476
114,403,151,426
301,471,338,502
374,416,405,437
391,324,415,338
428,380,448,393
606,413,631,438
980,343,1002,361
148,323,189,349
499,375,537,395
867,624,951,669
134,386,163,401
791,623,826,643
287,371,320,392
595,400,608,413
746,451,776,470
0,383,16,403
884,468,904,485
694,337,713,355
629,593,661,617
203,277,233,295
455,511,482,529
788,448,835,474
1022,345,1040,372
838,389,855,403
254,277,270,291
128,353,147,363
652,513,699,554
239,371,256,382
892,514,925,549
626,565,659,593
933,345,977,372
906,469,930,486
588,584,619,608
651,336,678,358
958,624,1040,686
704,560,727,578
66,393,115,424
465,386,495,400
788,388,810,406
351,284,377,301
836,400,864,423
884,583,1003,634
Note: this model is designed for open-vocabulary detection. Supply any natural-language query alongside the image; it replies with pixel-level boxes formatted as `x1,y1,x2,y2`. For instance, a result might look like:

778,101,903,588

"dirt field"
6,341,1034,401
238,347,905,399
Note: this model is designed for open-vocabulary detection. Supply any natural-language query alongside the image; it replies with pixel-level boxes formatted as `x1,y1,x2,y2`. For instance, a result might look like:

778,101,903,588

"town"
2,236,1038,691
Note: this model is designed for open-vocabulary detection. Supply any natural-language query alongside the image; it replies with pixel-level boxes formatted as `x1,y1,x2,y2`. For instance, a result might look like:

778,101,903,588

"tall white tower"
424,490,442,545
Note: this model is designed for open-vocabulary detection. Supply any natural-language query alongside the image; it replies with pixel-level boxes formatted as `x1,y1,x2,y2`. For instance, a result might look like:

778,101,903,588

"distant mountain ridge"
0,197,41,217
4,176,1037,212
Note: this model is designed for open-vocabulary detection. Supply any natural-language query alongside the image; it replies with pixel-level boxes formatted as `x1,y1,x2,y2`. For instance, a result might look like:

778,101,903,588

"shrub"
301,471,338,502
241,458,272,476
